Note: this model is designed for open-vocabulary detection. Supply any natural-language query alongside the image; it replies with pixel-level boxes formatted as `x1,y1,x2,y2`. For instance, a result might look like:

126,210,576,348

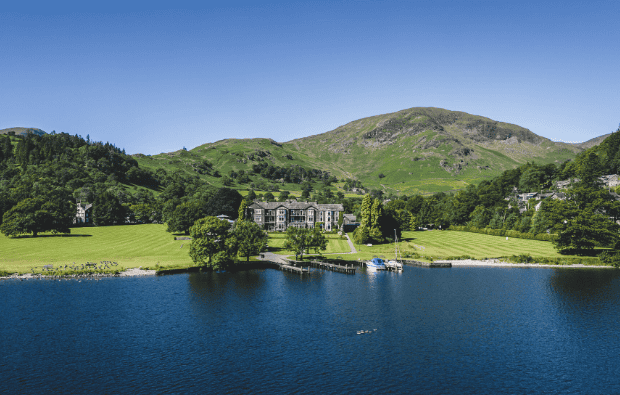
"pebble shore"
0,267,158,280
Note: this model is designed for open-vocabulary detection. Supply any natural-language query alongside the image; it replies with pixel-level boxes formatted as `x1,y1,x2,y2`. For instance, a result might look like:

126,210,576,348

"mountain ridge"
132,107,608,195
3,107,612,195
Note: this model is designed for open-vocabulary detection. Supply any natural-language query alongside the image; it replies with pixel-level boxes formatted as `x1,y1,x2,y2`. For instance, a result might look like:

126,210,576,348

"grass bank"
0,224,193,274
345,230,593,264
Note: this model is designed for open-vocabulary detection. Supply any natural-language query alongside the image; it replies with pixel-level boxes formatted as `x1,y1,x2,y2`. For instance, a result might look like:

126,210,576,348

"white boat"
366,257,386,271
384,259,403,271
385,230,404,271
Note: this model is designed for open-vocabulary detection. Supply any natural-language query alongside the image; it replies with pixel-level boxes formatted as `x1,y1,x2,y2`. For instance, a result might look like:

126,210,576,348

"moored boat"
385,230,404,271
366,257,386,271
384,260,403,270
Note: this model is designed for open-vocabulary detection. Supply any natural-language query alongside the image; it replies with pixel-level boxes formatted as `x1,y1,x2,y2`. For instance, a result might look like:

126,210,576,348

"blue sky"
1,0,618,154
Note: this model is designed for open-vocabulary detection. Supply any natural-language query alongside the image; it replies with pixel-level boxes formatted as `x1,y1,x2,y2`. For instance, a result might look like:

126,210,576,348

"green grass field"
0,224,192,274
267,233,352,256
346,230,573,262
0,226,591,275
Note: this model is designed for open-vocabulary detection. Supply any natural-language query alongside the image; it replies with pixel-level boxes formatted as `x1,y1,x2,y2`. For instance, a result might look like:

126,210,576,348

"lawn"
267,232,352,256
0,224,193,274
346,230,574,262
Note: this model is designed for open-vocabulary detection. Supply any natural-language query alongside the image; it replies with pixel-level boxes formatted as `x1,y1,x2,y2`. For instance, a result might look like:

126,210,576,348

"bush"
598,251,620,268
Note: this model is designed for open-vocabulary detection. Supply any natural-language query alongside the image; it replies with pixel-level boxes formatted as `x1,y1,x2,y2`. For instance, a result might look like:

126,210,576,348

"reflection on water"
2,266,620,394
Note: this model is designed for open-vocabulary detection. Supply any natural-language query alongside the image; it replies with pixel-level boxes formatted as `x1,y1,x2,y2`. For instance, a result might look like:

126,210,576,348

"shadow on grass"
559,248,607,257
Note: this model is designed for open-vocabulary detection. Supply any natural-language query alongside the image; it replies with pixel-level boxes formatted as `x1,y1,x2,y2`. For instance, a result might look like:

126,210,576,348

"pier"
309,260,356,274
278,263,310,274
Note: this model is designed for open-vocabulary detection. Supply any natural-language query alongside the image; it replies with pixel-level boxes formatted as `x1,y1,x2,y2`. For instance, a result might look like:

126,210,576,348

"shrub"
598,251,620,268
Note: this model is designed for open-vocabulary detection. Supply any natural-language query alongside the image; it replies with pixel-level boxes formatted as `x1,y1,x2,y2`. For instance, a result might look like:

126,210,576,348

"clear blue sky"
2,0,618,155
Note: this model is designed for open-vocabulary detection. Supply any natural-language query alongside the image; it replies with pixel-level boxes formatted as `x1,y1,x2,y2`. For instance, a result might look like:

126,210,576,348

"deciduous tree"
189,216,234,269
232,220,267,262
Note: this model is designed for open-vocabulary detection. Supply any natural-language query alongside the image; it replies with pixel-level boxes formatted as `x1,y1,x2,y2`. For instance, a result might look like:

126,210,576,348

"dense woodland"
2,128,620,257
0,132,242,236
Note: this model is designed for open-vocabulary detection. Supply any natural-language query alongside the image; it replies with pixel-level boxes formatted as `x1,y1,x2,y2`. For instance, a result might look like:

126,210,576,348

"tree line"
0,132,244,236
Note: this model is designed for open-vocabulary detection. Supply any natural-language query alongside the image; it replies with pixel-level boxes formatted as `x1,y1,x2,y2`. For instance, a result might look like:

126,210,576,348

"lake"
2,266,620,394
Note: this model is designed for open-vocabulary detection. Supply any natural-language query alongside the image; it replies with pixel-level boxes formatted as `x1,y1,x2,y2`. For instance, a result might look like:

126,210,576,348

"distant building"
246,201,344,232
74,202,92,225
556,174,620,189
342,214,359,232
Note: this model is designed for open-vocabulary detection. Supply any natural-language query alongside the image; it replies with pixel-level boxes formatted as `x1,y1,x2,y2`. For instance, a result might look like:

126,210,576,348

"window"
255,216,262,222
255,209,262,214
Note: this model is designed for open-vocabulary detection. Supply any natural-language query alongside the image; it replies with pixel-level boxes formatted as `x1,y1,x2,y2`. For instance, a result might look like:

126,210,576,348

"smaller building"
342,214,359,232
74,202,92,225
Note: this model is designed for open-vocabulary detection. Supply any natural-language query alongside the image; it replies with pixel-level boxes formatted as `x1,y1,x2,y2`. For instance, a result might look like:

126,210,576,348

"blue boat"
366,257,386,271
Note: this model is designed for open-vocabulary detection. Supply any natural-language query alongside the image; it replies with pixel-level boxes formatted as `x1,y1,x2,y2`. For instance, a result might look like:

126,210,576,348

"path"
345,234,357,254
259,234,358,264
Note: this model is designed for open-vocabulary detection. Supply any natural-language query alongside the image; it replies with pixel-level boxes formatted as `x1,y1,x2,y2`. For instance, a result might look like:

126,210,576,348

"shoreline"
0,267,158,280
1,259,614,280
438,258,614,269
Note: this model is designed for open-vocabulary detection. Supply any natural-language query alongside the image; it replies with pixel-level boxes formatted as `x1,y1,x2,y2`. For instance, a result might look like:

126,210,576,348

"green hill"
134,107,589,195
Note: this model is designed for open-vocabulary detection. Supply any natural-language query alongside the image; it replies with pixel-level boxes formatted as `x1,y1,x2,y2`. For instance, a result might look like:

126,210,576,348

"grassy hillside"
134,107,586,196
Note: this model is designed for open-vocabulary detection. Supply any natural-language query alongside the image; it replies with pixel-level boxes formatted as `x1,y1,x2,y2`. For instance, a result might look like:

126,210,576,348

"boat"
366,257,386,271
384,230,404,271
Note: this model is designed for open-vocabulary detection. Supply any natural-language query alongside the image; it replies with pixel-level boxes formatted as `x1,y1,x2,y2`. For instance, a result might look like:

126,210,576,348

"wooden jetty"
310,260,356,274
278,263,310,274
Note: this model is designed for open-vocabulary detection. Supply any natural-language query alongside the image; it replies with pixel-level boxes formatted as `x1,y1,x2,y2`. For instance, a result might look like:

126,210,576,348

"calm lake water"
2,266,620,394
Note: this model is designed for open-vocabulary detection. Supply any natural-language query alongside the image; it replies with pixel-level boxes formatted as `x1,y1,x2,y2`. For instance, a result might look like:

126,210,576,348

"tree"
468,205,491,228
232,220,267,262
264,192,275,202
238,199,248,221
284,227,312,260
519,165,545,192
166,200,205,234
369,198,384,242
93,190,127,226
246,189,257,202
406,195,424,215
554,210,620,252
205,188,243,219
359,194,372,229
1,198,50,237
278,190,290,202
189,216,234,269
0,196,72,237
308,226,328,255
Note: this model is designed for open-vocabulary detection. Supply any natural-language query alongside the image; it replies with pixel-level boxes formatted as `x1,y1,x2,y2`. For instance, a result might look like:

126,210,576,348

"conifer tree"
238,200,247,221
359,194,372,229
